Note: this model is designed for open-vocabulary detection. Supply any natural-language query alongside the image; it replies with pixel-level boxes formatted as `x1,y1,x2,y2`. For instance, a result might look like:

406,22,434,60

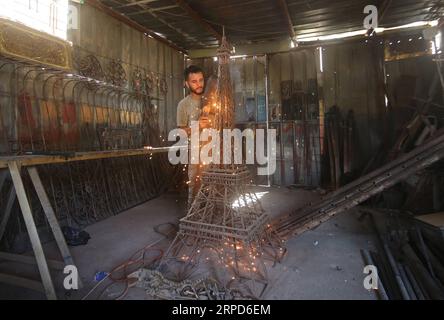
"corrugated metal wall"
385,55,444,139
189,41,390,188
69,2,185,137
0,2,185,154
268,49,321,187
320,41,386,170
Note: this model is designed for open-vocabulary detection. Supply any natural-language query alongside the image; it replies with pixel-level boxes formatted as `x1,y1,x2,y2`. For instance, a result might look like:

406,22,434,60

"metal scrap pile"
360,208,444,300
130,268,232,300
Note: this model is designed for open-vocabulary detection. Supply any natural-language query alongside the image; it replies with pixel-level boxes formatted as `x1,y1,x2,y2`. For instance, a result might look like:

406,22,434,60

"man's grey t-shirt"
177,95,201,127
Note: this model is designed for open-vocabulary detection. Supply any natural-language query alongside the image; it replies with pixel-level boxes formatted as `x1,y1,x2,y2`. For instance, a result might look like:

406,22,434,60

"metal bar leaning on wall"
274,128,444,239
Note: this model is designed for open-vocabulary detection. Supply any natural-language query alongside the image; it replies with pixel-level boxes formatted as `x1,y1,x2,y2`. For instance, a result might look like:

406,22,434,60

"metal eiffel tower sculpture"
159,32,285,297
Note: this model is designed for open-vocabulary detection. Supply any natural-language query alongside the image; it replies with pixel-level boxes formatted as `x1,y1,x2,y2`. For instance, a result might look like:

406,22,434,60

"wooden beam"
276,0,295,40
85,0,187,53
27,166,83,288
175,0,222,43
8,161,57,300
0,146,185,169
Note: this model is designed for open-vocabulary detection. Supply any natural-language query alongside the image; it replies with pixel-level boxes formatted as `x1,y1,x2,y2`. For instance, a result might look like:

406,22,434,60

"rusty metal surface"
78,55,106,83
0,57,163,154
0,18,72,71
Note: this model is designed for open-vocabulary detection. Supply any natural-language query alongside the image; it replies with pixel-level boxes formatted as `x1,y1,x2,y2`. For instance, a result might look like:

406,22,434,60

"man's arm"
177,103,192,136
179,126,192,136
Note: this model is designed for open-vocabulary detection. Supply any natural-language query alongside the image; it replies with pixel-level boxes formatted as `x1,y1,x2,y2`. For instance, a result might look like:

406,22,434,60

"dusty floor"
0,186,377,300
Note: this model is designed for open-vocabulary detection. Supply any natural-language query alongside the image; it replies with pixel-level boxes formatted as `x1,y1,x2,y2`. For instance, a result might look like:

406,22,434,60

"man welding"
176,65,211,209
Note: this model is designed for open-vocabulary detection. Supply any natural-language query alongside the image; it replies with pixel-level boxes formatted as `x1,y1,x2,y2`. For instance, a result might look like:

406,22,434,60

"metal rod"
361,249,389,300
402,243,444,300
383,242,411,300
397,262,417,300
404,264,426,300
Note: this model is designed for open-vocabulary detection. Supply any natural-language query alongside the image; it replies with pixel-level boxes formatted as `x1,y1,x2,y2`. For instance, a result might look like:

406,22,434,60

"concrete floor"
0,186,377,300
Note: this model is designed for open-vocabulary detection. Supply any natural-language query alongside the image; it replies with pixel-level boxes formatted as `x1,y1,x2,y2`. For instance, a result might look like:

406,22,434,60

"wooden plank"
0,185,16,242
0,146,185,169
8,161,57,300
27,166,83,288
0,273,45,294
0,252,65,270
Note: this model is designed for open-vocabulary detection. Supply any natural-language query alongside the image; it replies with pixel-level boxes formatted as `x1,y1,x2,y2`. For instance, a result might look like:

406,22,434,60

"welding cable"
103,247,164,300
82,222,177,299
81,236,165,300
96,247,164,300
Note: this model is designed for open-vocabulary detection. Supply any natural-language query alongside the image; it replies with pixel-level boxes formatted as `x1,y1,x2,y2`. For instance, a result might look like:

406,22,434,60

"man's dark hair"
184,65,204,81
